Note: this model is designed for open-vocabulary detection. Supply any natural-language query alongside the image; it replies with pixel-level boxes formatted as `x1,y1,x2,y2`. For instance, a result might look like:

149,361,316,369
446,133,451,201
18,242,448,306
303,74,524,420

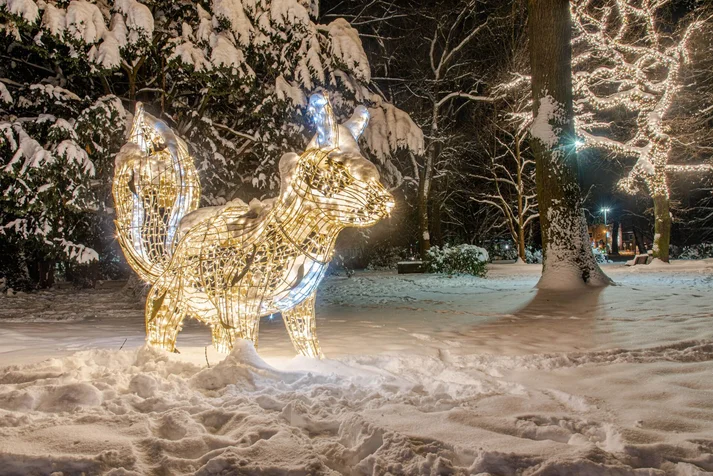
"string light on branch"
571,0,709,201
113,93,394,358
566,0,711,261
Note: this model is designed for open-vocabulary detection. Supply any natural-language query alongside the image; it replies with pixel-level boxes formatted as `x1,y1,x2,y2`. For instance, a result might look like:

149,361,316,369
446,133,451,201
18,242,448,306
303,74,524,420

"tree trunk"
124,57,145,101
652,193,671,262
418,180,430,259
516,136,527,261
161,56,166,114
37,260,55,289
430,188,443,247
518,226,526,262
611,220,619,255
633,227,647,255
428,178,442,247
124,272,150,302
128,67,136,100
419,105,439,259
527,0,610,288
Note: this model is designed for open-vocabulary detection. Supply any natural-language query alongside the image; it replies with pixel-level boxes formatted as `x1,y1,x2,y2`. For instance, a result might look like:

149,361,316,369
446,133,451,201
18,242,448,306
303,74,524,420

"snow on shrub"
426,244,488,277
592,248,611,264
484,242,516,261
676,243,713,260
366,246,410,270
525,246,542,264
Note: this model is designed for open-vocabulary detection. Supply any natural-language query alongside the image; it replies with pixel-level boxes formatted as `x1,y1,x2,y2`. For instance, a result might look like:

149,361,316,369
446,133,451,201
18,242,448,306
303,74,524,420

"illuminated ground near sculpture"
1,262,712,474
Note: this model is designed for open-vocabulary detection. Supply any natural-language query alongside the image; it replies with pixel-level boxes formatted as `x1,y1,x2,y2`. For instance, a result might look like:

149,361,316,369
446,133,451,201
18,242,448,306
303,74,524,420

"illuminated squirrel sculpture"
113,92,394,358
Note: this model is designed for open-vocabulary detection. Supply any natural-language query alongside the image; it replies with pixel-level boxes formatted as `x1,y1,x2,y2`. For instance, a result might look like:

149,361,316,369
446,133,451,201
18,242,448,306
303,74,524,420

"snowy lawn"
1,262,713,475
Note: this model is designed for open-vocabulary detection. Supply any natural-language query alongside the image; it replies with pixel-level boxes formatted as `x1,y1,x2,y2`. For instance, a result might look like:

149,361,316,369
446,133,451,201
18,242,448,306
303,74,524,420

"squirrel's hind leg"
211,298,261,353
211,323,239,354
145,282,187,353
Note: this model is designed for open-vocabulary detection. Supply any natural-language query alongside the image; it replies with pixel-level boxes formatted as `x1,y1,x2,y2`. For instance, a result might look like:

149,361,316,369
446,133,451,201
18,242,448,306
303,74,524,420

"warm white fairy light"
572,0,704,191
571,0,707,258
113,93,394,357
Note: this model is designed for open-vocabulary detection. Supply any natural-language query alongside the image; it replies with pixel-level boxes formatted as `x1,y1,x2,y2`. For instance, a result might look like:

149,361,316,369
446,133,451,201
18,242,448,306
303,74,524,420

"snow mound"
2,338,712,474
648,258,670,268
189,339,300,391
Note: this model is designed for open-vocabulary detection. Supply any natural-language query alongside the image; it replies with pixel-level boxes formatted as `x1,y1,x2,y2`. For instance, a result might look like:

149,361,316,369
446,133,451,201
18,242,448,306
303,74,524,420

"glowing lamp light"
113,93,394,358
601,207,610,222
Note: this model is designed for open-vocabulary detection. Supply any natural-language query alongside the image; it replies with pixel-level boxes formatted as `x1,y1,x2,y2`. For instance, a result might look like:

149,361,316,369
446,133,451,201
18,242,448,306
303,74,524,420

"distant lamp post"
601,207,611,253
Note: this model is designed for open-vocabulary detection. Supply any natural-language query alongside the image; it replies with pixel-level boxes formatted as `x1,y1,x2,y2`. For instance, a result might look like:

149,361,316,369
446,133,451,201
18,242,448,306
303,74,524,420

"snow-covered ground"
1,261,713,475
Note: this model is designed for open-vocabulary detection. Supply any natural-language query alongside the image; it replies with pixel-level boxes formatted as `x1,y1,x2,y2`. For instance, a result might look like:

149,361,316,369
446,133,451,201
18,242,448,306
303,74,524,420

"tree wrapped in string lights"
571,0,709,262
113,93,394,357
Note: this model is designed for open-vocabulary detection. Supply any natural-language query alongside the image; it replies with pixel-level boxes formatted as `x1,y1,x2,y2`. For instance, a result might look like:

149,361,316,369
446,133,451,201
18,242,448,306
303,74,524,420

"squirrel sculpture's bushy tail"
113,103,201,283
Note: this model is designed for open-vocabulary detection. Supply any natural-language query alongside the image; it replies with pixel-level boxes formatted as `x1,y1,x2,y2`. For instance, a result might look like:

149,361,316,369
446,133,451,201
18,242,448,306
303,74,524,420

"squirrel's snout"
368,187,395,219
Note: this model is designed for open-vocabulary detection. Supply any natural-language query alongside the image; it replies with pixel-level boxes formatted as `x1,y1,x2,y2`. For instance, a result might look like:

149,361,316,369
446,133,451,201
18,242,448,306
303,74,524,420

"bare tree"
468,1,539,261
472,88,538,261
398,0,497,257
322,0,499,257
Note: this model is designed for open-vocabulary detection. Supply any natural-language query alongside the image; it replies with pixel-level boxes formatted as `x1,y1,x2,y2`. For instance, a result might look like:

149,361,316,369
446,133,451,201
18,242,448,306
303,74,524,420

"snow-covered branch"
436,91,494,108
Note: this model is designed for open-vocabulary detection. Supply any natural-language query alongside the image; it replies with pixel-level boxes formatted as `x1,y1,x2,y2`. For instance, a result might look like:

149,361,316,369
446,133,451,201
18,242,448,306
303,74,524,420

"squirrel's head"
278,92,395,227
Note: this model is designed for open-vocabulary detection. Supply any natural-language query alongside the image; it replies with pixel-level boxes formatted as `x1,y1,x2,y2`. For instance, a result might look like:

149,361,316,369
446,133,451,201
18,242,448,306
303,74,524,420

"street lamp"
601,207,611,253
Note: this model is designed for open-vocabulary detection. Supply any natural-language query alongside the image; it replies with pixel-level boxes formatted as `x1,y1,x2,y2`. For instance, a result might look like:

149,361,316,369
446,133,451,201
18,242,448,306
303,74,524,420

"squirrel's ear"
343,105,369,140
308,91,338,148
129,102,147,151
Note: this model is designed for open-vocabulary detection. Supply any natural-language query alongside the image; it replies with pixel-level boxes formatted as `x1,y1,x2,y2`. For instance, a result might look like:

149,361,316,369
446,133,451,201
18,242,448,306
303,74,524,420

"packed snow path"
1,262,712,475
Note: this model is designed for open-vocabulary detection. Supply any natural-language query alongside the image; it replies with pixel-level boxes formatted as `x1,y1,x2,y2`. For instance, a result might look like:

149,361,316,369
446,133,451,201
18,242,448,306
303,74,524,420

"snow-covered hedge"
366,246,410,270
592,248,611,264
675,243,713,260
426,244,488,277
484,242,516,261
525,246,543,264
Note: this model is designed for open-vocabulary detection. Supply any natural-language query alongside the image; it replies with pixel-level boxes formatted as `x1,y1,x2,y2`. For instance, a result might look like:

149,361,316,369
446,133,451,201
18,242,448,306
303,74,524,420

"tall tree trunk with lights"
527,0,609,287
653,193,671,262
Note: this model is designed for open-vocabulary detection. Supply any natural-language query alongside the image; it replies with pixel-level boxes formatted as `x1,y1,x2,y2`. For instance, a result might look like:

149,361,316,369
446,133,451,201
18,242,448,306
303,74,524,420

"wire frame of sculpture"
113,93,394,358
113,103,201,282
